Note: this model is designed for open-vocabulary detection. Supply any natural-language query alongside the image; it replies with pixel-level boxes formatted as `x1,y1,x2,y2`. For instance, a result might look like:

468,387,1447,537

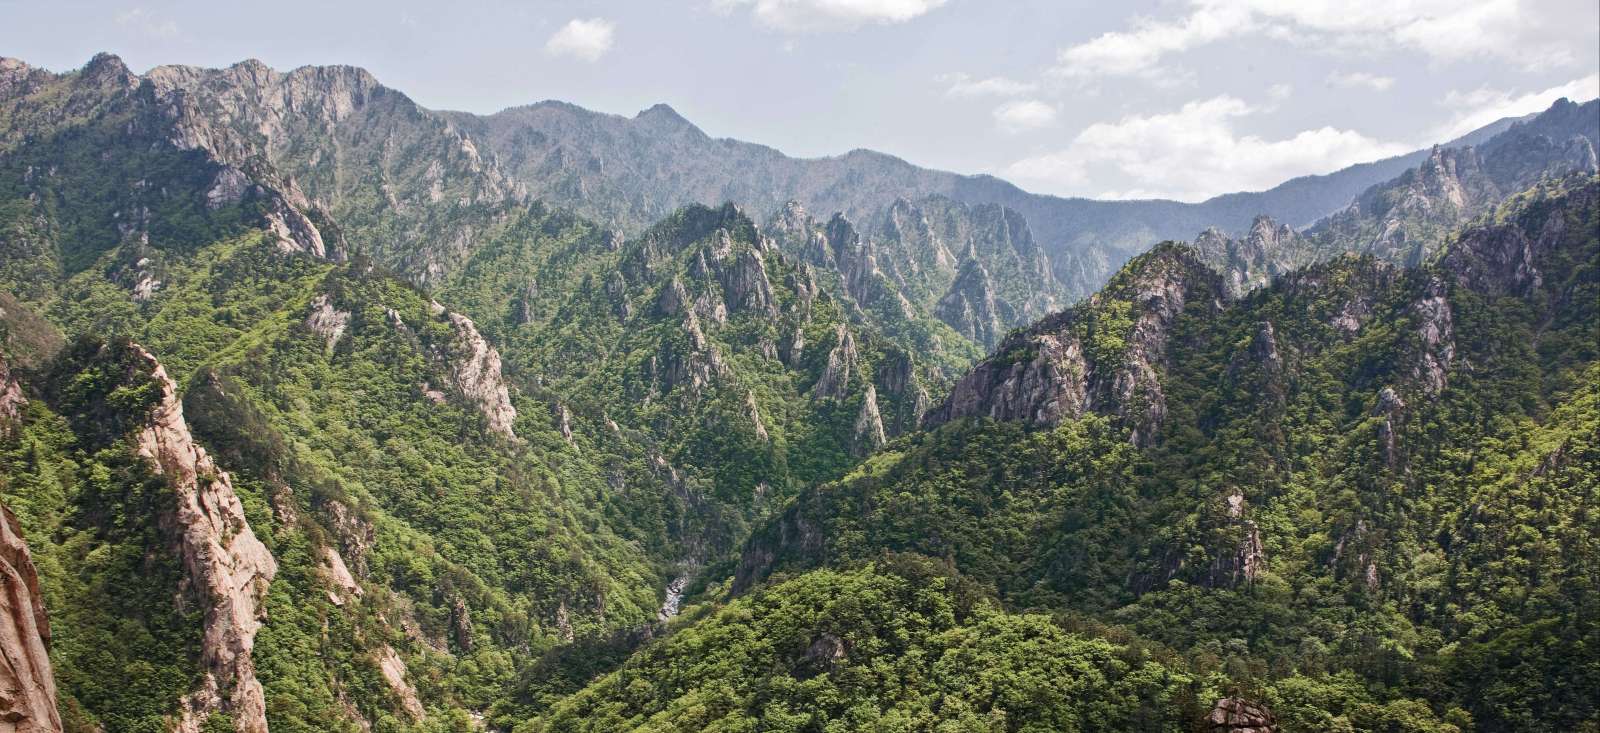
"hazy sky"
3,0,1596,202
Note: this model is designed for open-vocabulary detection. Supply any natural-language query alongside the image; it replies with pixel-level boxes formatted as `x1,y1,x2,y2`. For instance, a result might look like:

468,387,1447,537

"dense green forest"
0,53,1594,733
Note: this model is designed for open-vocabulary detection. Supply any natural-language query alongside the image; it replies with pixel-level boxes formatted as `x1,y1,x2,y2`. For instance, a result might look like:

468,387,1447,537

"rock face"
1188,100,1597,293
1207,697,1280,733
433,305,518,439
852,385,887,455
1309,121,1597,267
766,196,1067,349
305,294,351,352
812,325,859,401
127,345,277,733
1208,493,1267,588
935,260,1008,348
0,355,25,428
1192,216,1311,297
1408,277,1456,396
376,646,425,721
0,503,62,733
925,245,1225,446
143,57,512,280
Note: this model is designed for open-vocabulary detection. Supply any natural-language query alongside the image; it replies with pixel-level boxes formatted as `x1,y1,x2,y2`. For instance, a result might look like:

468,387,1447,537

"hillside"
0,47,1593,733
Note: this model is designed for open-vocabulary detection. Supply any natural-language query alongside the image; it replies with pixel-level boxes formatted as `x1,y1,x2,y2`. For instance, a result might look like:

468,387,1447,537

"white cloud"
993,99,1057,133
941,73,1037,98
116,8,179,39
1005,95,1411,201
1054,3,1253,80
1433,73,1600,140
712,0,946,32
1327,71,1395,91
1054,0,1580,81
545,18,616,62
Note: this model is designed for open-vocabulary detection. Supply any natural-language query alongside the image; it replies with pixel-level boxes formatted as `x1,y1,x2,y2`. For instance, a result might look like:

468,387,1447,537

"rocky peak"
0,502,62,733
719,248,777,316
82,51,136,88
823,214,882,303
635,103,701,136
1191,215,1306,297
124,344,277,733
925,245,1224,446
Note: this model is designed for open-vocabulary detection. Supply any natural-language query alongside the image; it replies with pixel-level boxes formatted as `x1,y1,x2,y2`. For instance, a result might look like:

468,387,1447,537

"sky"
2,0,1596,202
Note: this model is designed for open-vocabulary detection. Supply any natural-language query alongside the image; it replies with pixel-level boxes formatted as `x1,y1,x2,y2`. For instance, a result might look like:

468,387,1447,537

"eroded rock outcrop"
429,304,517,439
376,645,425,721
0,355,25,429
926,245,1224,446
1374,387,1406,469
935,260,1007,348
852,385,887,455
1192,216,1312,297
305,294,351,352
1207,493,1267,588
127,345,277,733
744,391,770,442
1207,697,1280,733
651,310,730,396
320,546,362,607
811,324,859,401
721,248,777,316
1408,277,1455,396
0,502,62,733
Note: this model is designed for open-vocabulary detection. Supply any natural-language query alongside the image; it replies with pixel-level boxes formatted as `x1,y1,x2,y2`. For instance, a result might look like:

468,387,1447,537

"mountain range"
0,51,1595,733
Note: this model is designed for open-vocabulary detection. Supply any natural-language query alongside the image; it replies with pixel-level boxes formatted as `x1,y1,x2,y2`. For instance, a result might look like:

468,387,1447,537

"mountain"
0,52,714,730
714,174,1599,732
763,195,1066,350
1190,98,1599,295
11,51,1551,311
444,95,1534,295
0,49,1594,733
0,51,988,730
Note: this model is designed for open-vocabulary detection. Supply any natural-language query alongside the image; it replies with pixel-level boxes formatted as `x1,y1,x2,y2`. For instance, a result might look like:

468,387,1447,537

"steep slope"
0,363,60,733
0,500,59,733
0,54,1004,727
9,52,1559,311
923,243,1227,446
128,342,279,733
0,53,722,728
524,558,1206,732
139,57,530,283
445,94,1545,292
1187,98,1598,295
435,203,943,518
725,176,1599,731
765,196,1065,350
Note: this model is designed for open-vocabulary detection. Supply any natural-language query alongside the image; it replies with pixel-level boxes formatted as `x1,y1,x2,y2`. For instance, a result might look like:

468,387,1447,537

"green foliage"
524,559,1203,733
1,383,201,732
722,180,1600,731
